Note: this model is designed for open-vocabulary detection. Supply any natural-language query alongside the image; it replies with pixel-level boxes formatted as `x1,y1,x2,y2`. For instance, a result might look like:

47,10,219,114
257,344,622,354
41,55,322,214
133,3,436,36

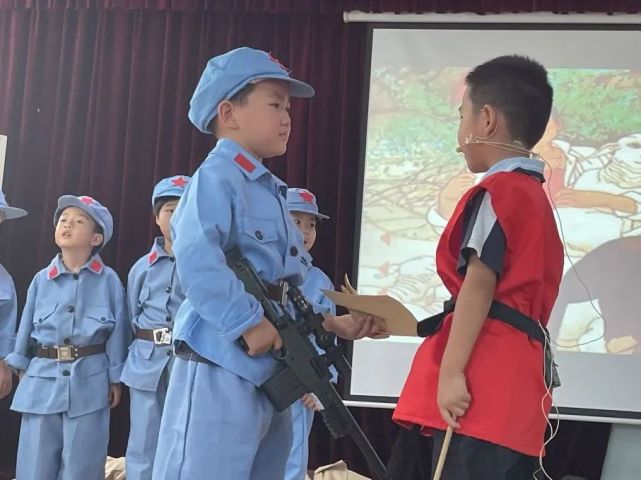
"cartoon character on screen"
548,234,641,355
427,120,641,267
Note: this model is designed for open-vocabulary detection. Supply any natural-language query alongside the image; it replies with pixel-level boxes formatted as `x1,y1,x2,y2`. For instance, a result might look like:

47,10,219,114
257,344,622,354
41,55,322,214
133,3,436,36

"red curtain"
0,2,630,478
1,0,641,13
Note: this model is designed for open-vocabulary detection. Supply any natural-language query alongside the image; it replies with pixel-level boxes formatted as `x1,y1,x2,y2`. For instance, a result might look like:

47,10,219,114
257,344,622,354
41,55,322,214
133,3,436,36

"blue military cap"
54,195,114,248
0,189,27,220
286,188,329,220
189,47,315,134
151,175,191,207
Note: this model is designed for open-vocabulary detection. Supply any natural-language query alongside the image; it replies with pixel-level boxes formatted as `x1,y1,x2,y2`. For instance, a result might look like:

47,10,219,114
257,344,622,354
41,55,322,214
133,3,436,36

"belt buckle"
278,281,289,305
153,328,172,345
56,345,75,362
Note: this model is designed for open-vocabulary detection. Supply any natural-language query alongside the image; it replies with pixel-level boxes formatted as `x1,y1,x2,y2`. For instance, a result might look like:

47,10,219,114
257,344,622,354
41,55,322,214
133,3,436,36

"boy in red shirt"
393,55,564,479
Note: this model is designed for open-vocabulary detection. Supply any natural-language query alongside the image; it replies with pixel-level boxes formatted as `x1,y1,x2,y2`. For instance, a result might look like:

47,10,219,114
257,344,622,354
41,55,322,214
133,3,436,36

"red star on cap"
299,190,315,203
79,196,95,206
171,176,187,188
89,260,103,273
148,251,158,265
268,52,290,73
234,154,256,174
48,266,59,280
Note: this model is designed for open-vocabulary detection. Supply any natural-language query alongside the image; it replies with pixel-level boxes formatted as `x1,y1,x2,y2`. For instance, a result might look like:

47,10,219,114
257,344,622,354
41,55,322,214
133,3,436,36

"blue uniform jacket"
121,238,185,391
0,263,17,359
5,255,129,418
170,138,311,386
299,266,338,382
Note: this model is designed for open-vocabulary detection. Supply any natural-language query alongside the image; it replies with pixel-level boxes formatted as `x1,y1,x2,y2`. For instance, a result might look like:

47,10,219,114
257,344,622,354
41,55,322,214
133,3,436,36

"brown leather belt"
174,342,214,365
36,343,106,362
136,327,172,345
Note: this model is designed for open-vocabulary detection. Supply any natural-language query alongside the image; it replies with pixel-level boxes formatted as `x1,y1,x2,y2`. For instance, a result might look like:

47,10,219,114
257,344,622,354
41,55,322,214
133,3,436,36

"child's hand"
0,360,13,399
301,393,319,411
242,317,282,356
331,312,384,340
109,383,122,408
437,370,471,429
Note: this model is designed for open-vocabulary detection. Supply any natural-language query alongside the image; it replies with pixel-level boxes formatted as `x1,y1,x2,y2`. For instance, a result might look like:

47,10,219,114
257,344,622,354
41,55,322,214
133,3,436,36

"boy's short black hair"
154,196,180,217
465,55,553,149
209,83,257,136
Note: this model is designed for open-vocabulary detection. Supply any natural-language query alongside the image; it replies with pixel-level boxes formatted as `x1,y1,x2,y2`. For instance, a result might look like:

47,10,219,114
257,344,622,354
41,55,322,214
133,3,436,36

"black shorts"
431,429,541,480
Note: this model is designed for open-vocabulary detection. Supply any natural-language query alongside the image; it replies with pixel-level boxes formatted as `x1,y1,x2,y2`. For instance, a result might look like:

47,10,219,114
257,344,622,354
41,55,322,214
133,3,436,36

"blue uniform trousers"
152,357,292,480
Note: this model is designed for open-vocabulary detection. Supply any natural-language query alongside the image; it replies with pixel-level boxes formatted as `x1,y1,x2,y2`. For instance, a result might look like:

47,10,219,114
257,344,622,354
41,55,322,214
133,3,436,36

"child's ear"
154,215,161,228
479,104,500,139
91,233,104,248
217,101,239,131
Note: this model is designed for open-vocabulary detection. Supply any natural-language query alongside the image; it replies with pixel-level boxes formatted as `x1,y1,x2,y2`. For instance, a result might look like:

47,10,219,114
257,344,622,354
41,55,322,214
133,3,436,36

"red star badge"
79,196,96,206
148,251,158,265
268,52,290,73
171,176,187,188
299,190,315,203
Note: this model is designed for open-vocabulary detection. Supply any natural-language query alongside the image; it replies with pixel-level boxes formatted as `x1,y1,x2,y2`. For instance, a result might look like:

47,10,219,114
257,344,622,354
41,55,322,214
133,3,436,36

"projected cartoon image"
358,67,641,355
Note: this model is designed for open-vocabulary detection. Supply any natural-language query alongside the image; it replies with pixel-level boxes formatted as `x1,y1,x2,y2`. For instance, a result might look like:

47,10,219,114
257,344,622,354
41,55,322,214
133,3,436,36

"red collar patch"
48,266,59,280
89,259,103,273
234,153,256,174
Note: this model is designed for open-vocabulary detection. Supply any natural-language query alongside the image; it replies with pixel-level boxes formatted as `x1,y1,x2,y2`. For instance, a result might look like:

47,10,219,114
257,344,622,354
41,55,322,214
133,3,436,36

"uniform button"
72,274,79,280
290,246,298,256
166,350,172,357
62,370,70,376
255,230,263,240
67,306,75,313
165,315,171,323
165,287,172,294
63,338,71,345
169,257,175,262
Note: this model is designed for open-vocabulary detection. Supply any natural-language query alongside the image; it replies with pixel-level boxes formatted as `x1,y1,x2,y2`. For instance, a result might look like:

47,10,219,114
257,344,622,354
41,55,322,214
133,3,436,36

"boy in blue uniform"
0,189,28,400
121,175,190,480
153,47,378,480
5,195,129,480
285,187,337,480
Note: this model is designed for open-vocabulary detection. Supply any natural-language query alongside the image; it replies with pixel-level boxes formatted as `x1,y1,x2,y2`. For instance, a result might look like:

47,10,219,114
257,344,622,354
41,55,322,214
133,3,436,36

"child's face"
231,80,292,159
291,212,317,252
457,89,490,173
155,199,178,243
55,207,103,251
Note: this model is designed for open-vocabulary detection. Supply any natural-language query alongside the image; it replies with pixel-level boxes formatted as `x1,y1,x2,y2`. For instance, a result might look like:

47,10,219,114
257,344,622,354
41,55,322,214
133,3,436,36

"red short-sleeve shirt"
393,161,564,456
